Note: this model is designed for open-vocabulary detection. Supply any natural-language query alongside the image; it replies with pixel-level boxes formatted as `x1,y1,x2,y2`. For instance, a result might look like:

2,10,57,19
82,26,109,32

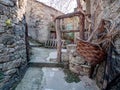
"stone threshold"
29,62,68,68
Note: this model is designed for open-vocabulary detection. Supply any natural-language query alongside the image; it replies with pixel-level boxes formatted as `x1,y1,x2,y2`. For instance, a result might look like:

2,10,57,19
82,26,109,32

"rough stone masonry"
0,0,28,89
90,0,120,89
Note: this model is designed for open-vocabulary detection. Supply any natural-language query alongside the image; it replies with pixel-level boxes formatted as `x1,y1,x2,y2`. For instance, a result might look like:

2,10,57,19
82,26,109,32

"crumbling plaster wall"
0,0,27,89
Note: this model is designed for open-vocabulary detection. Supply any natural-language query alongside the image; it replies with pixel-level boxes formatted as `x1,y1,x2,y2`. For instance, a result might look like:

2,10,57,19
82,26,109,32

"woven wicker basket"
76,38,106,66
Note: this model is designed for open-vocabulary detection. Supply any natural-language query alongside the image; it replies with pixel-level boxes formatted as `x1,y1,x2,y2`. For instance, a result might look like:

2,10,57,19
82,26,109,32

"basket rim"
76,38,100,46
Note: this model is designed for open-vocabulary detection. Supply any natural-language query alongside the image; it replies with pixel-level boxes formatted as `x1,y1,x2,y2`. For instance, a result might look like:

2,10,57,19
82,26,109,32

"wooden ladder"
44,39,65,48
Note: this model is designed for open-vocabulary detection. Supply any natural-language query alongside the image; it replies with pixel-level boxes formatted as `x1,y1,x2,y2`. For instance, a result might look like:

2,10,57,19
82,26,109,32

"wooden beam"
61,30,79,33
55,19,62,63
55,11,83,20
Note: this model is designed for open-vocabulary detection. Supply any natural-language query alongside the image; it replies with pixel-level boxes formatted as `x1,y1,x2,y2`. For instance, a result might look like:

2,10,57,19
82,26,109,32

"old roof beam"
55,11,84,20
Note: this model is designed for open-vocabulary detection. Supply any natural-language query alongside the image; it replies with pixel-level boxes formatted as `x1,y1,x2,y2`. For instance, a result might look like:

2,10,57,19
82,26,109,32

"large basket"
76,38,106,66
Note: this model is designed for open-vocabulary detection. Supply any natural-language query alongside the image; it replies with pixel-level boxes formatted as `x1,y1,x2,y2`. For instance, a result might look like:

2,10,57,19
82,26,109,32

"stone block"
67,44,77,54
0,15,8,22
9,53,20,61
0,76,10,88
18,50,26,59
1,34,15,45
0,0,14,7
8,48,15,53
69,66,80,74
61,50,69,62
70,55,86,65
2,59,22,71
16,40,25,46
0,29,5,34
94,61,105,89
0,55,9,63
0,44,5,53
67,44,90,76
69,63,91,76
13,25,25,37
114,37,120,45
4,69,17,75
80,65,91,76
7,44,16,48
0,4,8,15
0,81,5,88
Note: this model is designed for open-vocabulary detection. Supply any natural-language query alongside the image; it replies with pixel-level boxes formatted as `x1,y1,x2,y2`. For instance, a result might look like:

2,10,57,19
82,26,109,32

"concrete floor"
15,47,99,90
30,47,56,63
15,67,43,90
41,68,99,90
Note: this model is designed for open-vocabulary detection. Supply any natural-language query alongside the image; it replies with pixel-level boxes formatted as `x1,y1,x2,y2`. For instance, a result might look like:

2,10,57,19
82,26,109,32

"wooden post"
80,14,85,39
60,19,63,39
55,19,62,63
76,0,85,40
76,0,82,10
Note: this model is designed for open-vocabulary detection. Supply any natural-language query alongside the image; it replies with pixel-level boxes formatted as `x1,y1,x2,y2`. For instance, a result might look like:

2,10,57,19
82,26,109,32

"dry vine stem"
87,19,103,42
97,24,119,50
87,13,120,42
96,21,119,52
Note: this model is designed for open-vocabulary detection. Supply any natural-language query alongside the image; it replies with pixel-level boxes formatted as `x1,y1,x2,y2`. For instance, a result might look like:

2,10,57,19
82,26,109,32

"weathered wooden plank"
29,62,66,68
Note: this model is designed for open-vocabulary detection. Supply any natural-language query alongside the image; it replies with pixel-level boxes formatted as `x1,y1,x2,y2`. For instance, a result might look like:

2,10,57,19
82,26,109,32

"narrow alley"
0,0,120,90
15,47,99,90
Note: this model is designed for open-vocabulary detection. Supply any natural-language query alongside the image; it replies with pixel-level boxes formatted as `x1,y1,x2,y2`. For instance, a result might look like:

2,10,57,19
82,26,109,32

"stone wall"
90,0,120,34
26,0,63,43
73,0,120,89
90,0,120,89
0,0,27,89
67,44,91,76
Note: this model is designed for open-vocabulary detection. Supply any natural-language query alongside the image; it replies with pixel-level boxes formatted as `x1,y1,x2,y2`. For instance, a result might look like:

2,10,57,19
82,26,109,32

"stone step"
29,62,68,68
29,45,43,47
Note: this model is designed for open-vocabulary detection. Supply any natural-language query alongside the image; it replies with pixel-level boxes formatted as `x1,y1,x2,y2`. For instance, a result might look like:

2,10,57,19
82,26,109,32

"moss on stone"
5,19,12,27
63,69,80,83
